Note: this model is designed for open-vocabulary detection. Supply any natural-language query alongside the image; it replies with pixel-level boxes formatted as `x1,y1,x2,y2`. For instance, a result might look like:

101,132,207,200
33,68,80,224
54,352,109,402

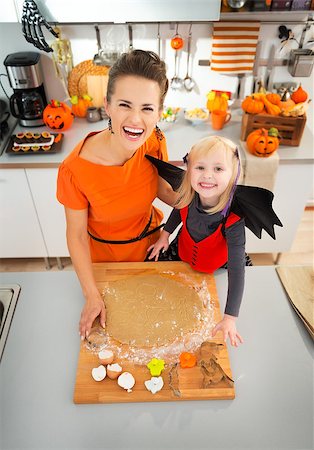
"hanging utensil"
170,24,183,91
157,23,161,57
128,25,133,52
93,25,108,66
183,24,196,92
265,44,276,91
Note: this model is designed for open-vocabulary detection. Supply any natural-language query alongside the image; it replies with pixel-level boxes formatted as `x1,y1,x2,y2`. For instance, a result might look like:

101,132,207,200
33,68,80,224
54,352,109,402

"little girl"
147,136,249,347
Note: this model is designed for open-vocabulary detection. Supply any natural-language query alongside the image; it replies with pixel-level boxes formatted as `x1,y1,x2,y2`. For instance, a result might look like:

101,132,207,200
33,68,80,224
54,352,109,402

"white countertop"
0,112,313,168
0,266,313,450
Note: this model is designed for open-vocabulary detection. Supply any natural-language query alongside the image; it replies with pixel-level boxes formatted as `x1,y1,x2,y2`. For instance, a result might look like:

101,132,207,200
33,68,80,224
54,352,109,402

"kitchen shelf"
220,10,314,24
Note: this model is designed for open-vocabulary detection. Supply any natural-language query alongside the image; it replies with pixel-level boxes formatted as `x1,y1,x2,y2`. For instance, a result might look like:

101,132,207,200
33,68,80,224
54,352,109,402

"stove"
0,98,18,156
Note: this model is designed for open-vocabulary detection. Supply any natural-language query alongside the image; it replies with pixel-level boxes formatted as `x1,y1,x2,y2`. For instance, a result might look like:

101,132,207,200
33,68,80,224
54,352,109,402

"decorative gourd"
241,94,265,114
291,84,308,104
261,95,281,115
246,127,280,157
206,91,228,112
43,100,74,131
70,94,92,118
279,89,295,113
266,93,281,105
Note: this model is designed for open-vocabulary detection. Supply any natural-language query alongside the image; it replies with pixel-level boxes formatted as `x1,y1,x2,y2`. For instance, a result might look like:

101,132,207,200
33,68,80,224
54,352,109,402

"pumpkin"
291,84,308,104
171,35,184,50
261,95,281,115
43,100,74,131
206,91,228,112
266,93,281,105
246,127,280,157
241,94,264,114
70,94,92,118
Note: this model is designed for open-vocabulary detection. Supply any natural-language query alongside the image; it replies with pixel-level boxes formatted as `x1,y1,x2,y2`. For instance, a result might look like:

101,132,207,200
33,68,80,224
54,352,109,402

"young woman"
57,50,177,340
147,136,248,347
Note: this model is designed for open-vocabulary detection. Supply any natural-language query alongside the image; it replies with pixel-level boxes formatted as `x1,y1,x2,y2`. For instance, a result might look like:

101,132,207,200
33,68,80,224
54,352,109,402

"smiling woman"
56,50,177,341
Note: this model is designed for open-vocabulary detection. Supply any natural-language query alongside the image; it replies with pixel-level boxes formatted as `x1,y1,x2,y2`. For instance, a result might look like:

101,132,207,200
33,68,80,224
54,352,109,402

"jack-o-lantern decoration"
43,100,74,131
246,127,280,157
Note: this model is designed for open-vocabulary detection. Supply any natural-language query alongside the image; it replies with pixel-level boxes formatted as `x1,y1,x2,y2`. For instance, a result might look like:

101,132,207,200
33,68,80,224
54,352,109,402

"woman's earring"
155,124,164,141
108,117,114,134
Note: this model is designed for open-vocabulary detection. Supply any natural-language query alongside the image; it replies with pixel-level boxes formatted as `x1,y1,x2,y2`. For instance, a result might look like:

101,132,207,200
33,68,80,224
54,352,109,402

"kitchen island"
0,265,313,450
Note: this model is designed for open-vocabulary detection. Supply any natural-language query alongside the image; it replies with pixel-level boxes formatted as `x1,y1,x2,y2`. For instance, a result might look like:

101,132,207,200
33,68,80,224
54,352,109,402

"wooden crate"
241,112,307,146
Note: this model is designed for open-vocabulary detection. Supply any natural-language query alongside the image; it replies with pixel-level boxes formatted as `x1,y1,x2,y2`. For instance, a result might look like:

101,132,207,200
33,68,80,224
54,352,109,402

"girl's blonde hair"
175,136,241,214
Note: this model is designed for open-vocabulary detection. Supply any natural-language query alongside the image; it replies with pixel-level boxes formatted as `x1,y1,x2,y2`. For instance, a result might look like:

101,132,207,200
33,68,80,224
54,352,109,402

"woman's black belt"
88,214,164,245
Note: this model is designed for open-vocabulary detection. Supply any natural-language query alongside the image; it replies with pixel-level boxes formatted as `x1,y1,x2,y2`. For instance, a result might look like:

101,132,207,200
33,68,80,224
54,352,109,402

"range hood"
16,0,221,23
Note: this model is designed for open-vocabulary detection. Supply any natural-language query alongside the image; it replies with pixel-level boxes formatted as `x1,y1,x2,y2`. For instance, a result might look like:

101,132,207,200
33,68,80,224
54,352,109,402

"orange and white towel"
211,22,260,73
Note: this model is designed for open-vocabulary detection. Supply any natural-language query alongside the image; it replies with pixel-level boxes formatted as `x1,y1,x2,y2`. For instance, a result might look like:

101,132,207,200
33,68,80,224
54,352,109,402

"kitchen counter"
0,266,313,450
0,112,313,168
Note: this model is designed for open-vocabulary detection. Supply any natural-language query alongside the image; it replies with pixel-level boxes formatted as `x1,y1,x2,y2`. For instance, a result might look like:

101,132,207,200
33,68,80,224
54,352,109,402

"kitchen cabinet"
26,168,69,257
0,169,47,257
14,0,221,23
1,0,18,22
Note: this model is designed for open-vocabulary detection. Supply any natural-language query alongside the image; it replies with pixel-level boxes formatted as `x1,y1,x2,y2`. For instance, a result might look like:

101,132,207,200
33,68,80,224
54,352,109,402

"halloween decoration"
70,95,93,118
291,84,308,104
206,91,229,113
246,127,280,157
43,100,74,131
241,95,265,114
21,0,59,52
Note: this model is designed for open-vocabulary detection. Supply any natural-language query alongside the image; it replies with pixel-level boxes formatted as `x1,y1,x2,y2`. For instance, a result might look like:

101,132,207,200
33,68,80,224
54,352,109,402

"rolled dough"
104,274,204,347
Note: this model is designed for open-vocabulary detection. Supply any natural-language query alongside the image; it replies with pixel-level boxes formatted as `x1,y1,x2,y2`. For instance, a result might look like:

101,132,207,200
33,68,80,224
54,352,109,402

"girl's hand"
79,296,106,341
211,314,244,347
147,232,170,261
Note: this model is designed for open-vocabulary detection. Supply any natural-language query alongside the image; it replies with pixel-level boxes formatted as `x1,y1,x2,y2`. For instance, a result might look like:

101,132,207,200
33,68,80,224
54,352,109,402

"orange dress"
57,129,168,262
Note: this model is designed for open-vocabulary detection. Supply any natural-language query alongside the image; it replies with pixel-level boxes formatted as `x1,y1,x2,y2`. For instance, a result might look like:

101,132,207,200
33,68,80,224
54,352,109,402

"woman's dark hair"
106,49,169,110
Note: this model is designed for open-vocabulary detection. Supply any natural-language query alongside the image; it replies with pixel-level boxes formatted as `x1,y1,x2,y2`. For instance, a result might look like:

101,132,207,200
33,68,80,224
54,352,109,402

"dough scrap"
105,274,204,347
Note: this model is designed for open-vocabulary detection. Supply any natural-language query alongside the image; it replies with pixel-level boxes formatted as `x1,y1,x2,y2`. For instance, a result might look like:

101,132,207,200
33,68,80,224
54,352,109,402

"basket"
241,112,307,146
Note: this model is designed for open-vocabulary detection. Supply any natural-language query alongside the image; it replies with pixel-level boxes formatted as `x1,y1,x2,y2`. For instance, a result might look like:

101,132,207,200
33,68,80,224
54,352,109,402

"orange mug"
211,109,231,130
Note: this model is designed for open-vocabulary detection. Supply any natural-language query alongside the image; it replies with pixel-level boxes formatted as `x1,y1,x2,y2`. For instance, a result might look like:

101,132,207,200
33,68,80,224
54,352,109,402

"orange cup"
211,109,231,130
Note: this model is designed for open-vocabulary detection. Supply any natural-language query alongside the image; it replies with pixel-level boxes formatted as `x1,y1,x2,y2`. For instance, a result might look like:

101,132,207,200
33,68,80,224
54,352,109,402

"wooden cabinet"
26,168,69,257
0,169,47,257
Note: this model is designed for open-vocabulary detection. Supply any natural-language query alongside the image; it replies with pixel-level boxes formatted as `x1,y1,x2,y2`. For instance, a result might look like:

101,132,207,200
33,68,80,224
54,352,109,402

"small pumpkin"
70,94,92,118
266,93,281,106
206,91,228,112
43,100,74,131
246,127,280,157
291,84,308,104
241,94,265,114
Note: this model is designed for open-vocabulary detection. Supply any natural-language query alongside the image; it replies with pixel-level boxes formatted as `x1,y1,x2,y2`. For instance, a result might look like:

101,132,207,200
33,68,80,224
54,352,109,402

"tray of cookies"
5,132,64,155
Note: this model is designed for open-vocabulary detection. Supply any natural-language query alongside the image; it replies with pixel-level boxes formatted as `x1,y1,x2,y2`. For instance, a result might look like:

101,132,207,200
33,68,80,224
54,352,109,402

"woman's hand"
211,314,244,347
147,231,170,261
79,295,106,341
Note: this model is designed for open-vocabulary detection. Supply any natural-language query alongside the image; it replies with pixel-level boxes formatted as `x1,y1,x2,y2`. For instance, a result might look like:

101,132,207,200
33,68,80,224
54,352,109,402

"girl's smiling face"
189,146,234,208
105,75,161,153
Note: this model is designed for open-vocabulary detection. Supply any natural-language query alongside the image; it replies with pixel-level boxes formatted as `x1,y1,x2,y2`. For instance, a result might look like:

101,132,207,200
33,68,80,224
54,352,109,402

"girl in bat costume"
146,136,282,347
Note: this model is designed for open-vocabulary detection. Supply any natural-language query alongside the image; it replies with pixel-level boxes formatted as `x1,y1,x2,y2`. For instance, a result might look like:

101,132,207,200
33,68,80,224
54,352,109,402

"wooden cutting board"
74,261,235,403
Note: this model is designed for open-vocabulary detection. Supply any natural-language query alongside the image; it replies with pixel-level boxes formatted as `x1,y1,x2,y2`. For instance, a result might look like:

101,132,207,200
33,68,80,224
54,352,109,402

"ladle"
183,26,196,92
170,51,183,90
93,25,108,66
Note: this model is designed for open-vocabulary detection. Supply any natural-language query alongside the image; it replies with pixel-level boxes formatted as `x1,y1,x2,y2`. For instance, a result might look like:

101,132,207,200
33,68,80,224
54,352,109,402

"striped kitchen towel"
211,22,260,73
